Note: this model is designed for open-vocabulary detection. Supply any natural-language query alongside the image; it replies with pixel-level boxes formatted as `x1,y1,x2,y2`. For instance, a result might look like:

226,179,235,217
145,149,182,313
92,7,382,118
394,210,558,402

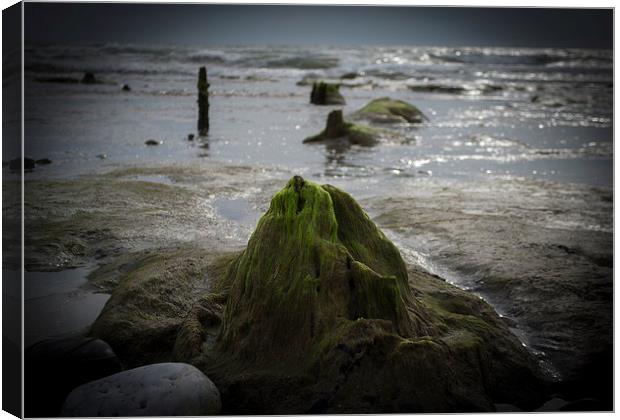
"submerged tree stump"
197,67,210,136
303,110,381,147
310,82,345,105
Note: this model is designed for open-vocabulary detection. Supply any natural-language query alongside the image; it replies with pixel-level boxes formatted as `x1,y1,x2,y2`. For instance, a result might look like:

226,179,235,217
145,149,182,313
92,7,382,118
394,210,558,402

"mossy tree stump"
310,82,345,105
303,110,381,146
214,176,434,369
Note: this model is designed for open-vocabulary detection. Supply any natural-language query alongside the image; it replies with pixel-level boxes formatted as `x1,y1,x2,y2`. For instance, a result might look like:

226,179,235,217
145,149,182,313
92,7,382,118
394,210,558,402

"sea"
21,43,612,187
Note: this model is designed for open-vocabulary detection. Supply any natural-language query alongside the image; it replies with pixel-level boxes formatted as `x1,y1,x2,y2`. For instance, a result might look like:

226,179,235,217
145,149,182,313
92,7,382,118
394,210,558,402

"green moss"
352,97,427,123
173,291,228,362
89,249,232,367
213,176,433,370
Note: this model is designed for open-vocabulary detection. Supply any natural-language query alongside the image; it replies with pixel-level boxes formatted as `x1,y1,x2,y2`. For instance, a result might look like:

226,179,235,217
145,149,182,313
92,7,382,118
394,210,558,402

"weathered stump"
197,67,210,136
310,81,345,105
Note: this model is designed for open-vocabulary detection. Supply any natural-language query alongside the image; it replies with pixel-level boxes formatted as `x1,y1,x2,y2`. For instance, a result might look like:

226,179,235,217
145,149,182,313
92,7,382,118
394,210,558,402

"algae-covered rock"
310,81,345,105
351,97,427,124
303,110,383,147
90,249,234,367
187,177,547,413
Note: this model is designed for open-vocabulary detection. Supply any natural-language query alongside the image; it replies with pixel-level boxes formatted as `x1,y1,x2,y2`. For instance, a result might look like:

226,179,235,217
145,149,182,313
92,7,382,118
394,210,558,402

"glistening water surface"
21,44,612,188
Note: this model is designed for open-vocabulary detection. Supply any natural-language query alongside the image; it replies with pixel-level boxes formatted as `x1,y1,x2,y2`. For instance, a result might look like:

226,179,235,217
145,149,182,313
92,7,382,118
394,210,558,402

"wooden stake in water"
197,67,210,135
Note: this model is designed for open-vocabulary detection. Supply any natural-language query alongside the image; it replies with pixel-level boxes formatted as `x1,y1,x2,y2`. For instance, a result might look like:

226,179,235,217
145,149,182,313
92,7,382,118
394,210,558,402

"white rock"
61,362,221,416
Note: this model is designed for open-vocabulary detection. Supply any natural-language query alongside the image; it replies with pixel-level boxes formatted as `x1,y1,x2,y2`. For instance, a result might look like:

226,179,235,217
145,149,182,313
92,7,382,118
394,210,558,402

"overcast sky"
24,3,613,48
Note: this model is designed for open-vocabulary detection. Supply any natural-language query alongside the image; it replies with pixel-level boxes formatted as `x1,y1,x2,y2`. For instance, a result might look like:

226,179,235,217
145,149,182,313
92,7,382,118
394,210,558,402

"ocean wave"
546,58,613,69
186,53,228,64
25,59,195,77
407,81,502,95
97,43,179,56
431,51,564,66
264,55,339,69
426,47,611,68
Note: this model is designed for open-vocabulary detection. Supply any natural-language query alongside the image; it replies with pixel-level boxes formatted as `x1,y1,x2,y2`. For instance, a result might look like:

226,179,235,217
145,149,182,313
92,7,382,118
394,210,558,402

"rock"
9,157,35,171
190,177,547,413
494,403,522,412
96,154,107,160
188,134,195,141
340,72,359,79
245,75,276,82
558,398,605,411
145,139,162,146
535,397,569,411
408,83,466,94
90,250,234,367
303,110,382,147
121,84,131,91
25,335,122,417
351,97,427,124
310,81,345,105
81,72,96,84
35,158,52,165
61,363,221,416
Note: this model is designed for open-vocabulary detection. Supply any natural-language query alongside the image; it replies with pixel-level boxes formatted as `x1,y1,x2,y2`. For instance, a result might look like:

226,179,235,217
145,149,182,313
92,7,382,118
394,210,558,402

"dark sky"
24,3,613,48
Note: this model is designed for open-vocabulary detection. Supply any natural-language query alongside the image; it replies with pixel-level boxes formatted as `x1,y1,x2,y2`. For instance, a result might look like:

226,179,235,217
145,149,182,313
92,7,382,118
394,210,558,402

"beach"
13,43,613,412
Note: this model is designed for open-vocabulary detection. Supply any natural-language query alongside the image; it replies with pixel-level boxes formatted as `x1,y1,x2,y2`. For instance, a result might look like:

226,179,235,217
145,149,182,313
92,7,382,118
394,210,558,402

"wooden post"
197,67,209,135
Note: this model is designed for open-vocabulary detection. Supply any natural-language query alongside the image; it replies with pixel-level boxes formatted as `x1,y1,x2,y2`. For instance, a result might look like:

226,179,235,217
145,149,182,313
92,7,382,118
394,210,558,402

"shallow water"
24,267,110,347
213,197,260,225
20,44,612,189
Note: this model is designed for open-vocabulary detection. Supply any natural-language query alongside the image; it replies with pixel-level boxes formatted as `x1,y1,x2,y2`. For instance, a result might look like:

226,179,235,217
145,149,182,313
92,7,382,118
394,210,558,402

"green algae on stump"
303,110,382,147
216,176,433,369
310,81,345,105
194,176,546,413
351,97,427,124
